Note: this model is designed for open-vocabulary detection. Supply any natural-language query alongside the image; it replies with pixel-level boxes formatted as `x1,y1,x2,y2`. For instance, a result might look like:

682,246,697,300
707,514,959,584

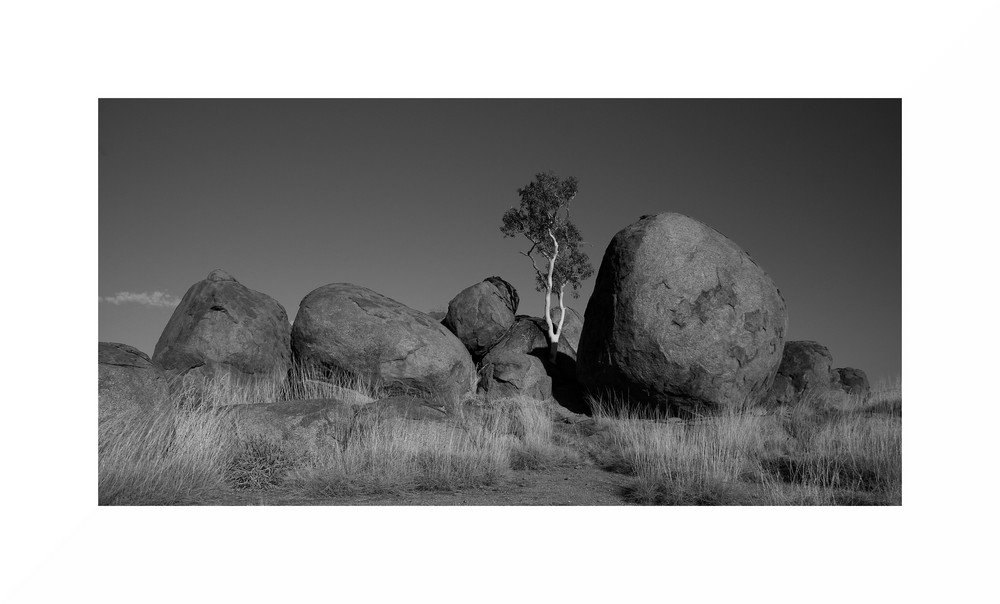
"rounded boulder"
577,213,787,413
835,367,870,398
767,341,838,405
442,276,519,359
99,342,170,419
153,269,292,383
478,316,577,402
291,283,475,406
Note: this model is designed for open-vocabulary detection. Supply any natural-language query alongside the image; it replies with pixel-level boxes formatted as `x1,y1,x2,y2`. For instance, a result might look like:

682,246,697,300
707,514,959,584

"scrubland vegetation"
99,367,573,505
590,378,902,505
99,369,900,506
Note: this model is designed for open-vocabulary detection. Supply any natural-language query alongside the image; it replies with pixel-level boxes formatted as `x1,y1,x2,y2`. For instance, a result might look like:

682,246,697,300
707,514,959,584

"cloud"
101,291,181,308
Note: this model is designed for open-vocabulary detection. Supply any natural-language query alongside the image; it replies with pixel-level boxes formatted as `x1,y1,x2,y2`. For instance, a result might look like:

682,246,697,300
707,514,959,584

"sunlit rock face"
153,269,292,386
291,283,475,406
577,213,787,414
442,276,519,361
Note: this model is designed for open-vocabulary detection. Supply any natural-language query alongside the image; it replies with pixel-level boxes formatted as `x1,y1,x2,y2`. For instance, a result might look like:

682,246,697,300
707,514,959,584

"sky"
99,99,900,382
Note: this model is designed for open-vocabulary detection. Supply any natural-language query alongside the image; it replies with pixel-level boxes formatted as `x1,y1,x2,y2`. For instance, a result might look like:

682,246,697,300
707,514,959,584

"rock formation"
153,269,292,385
219,398,355,455
767,341,836,405
442,276,519,360
291,283,475,406
478,316,577,402
835,367,870,398
576,213,787,413
99,342,170,418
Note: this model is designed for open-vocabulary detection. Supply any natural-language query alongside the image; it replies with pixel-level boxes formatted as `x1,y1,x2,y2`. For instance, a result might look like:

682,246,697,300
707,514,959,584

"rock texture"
153,269,292,384
291,283,475,406
577,213,787,413
99,342,170,418
478,316,577,401
219,398,355,454
356,395,449,422
442,276,519,360
767,341,837,405
835,367,870,398
549,305,584,352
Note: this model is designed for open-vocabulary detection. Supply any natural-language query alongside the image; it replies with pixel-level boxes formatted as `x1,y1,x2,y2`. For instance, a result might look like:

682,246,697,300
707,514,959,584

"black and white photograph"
4,1,998,602
98,99,901,507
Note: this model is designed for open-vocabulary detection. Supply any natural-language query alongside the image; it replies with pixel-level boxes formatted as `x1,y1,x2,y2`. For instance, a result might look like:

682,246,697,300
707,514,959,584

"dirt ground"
217,465,633,506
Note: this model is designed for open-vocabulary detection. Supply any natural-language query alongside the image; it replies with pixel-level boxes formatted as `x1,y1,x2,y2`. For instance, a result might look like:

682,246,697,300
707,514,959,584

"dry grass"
589,377,902,505
98,404,236,505
99,365,569,504
100,363,900,506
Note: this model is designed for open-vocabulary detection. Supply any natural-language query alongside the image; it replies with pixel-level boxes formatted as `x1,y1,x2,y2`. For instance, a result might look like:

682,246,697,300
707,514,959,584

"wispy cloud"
101,291,181,308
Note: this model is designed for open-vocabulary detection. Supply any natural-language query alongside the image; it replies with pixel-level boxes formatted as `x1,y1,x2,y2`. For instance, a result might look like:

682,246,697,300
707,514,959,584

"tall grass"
99,363,566,504
589,378,902,505
167,364,380,408
98,404,236,505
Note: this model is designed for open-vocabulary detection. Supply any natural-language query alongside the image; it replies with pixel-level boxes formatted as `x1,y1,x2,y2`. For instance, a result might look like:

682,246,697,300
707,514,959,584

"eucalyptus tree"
501,171,594,362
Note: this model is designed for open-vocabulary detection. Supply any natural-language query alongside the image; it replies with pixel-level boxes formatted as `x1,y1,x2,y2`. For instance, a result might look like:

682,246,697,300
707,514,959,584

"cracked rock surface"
291,283,475,406
478,316,578,402
152,269,292,385
442,276,518,360
576,213,787,412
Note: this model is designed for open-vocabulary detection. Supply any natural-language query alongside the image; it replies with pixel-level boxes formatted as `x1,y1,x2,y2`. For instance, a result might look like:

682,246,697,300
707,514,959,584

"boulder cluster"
767,340,870,407
100,212,872,419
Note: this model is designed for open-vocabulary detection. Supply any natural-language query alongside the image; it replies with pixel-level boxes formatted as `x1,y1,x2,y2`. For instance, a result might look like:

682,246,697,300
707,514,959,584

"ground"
219,465,634,506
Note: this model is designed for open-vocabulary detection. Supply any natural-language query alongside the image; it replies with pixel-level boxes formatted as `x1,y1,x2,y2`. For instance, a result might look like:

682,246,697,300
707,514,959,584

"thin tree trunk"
549,286,567,364
544,230,562,364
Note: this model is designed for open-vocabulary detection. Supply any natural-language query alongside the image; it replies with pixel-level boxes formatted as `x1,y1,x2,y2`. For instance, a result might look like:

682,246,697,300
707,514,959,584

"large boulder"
99,342,170,418
549,306,584,351
577,213,787,413
291,283,475,406
153,269,292,385
478,316,577,402
767,341,838,406
835,367,870,399
442,276,519,360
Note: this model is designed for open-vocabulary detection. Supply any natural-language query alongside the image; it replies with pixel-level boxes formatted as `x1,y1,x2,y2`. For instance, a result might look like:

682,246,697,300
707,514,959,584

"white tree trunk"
544,230,563,363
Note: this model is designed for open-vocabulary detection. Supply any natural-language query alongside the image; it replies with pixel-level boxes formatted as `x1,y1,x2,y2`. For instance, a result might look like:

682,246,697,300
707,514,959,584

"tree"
501,171,594,363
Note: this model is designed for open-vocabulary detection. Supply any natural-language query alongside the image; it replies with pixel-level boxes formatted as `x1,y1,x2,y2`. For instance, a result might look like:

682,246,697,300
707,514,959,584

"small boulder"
478,316,577,401
153,270,292,385
99,342,170,418
442,276,519,360
835,367,871,398
291,283,476,406
767,341,839,406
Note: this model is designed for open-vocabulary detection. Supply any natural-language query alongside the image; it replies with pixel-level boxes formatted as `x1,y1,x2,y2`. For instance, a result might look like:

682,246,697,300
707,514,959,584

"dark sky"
99,99,900,382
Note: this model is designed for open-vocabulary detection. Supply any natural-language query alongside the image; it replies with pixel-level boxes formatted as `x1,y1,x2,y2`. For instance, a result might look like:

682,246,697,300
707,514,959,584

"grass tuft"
588,378,901,506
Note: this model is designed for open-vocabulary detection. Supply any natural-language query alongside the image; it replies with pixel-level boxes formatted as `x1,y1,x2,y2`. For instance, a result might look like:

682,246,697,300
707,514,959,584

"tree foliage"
500,171,594,298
